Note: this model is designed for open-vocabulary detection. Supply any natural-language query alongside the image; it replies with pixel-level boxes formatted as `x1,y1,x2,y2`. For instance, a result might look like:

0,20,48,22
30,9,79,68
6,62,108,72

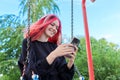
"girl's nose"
53,26,56,30
52,26,57,33
52,26,57,30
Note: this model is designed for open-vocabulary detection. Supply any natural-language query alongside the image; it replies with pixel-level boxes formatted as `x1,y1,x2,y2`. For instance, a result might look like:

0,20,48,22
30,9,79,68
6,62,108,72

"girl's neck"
37,34,48,42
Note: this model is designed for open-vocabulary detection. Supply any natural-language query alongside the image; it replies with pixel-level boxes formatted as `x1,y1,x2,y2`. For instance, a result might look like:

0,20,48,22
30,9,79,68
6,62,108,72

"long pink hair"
24,14,62,45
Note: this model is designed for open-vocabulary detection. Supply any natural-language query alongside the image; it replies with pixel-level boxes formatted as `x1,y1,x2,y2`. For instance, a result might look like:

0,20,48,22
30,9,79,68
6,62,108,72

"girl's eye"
50,23,55,26
50,23,59,29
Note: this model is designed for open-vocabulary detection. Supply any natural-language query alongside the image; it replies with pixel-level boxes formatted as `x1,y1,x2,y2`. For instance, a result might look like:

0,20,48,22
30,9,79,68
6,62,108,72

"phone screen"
71,37,80,47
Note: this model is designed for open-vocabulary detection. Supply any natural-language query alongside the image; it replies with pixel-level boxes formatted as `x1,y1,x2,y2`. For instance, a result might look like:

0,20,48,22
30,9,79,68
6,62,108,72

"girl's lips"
49,29,56,35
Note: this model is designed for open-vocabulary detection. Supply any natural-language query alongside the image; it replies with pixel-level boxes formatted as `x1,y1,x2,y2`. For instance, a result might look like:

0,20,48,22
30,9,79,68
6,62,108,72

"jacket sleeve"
29,43,57,76
57,57,75,80
29,44,75,79
30,56,74,80
29,50,52,76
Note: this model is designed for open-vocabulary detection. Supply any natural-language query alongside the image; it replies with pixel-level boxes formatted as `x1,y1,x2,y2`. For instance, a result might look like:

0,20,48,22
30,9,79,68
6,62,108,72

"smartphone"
71,37,80,47
65,37,80,58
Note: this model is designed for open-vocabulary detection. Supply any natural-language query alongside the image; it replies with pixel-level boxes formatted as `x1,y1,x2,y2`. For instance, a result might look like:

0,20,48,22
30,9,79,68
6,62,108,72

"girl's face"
44,20,59,38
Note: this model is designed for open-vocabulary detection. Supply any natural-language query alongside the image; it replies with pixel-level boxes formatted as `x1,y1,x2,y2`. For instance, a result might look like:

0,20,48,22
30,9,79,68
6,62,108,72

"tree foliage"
0,26,24,79
19,0,59,23
0,14,21,28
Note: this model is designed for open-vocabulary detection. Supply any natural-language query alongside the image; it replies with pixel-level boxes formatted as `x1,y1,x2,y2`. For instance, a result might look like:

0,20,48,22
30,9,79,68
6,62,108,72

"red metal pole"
82,0,95,80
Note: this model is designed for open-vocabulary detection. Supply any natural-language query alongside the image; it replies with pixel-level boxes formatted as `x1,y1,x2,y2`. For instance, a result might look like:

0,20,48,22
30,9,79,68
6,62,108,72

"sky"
0,0,120,45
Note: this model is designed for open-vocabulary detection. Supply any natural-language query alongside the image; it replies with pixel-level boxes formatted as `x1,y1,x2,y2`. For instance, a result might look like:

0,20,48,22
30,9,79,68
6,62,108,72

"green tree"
0,14,21,28
0,26,24,80
0,14,24,79
19,0,59,23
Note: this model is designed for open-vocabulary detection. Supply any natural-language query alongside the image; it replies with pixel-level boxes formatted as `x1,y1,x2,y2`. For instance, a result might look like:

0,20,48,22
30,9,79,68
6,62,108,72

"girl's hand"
67,46,78,69
52,44,74,58
46,44,74,65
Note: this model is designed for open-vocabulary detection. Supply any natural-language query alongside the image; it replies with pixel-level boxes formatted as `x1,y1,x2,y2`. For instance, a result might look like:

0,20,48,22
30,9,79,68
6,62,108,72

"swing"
71,0,84,80
20,0,95,80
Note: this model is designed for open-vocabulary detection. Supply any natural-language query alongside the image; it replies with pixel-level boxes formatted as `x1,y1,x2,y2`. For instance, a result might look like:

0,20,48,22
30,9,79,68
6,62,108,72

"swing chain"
21,1,39,80
26,0,31,64
20,0,31,80
71,0,73,39
71,0,84,80
74,66,84,80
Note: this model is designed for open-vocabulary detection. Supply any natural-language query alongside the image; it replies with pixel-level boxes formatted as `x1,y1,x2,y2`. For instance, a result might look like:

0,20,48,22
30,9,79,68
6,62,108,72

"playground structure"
81,0,95,80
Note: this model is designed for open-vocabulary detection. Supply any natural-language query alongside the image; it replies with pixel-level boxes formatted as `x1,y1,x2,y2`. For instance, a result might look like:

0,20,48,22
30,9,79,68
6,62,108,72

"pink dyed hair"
24,14,62,45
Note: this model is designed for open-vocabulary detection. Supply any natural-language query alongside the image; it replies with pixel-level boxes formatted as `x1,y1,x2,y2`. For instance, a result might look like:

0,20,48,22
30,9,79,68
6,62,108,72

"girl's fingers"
75,46,78,52
66,54,75,59
72,52,76,56
61,44,74,48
